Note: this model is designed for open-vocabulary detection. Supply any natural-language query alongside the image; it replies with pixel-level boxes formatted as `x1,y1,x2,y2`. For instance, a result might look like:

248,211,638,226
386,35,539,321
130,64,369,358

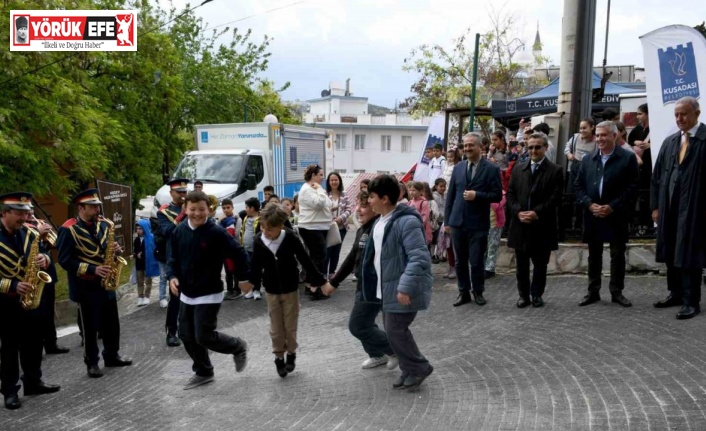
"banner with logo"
10,10,137,51
97,180,133,258
640,25,706,162
412,115,445,182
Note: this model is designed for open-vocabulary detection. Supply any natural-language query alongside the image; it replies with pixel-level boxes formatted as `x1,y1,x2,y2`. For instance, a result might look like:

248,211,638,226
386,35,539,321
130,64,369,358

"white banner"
412,115,445,182
10,10,137,51
640,25,706,162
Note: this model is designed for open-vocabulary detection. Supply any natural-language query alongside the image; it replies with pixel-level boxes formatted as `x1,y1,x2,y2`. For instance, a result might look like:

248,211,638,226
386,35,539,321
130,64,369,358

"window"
353,169,366,173
380,135,391,152
401,136,412,153
335,134,347,150
337,169,346,173
377,170,390,174
355,134,366,151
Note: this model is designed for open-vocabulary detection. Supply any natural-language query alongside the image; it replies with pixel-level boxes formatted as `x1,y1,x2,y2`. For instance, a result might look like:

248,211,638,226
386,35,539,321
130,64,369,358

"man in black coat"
507,133,564,308
575,121,639,308
651,97,706,319
445,132,503,307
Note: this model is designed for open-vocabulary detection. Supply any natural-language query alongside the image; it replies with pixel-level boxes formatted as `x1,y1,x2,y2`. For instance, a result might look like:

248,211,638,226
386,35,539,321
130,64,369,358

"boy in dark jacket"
241,204,330,378
166,191,251,390
325,192,398,370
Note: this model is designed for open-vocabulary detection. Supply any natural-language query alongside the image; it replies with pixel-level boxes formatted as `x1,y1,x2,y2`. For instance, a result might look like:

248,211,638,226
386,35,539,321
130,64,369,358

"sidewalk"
3,233,705,431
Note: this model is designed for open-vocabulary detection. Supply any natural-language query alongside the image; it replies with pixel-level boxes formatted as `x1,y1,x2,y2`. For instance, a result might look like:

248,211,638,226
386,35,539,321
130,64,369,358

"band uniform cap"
15,16,28,29
0,191,33,211
168,178,190,192
73,188,102,205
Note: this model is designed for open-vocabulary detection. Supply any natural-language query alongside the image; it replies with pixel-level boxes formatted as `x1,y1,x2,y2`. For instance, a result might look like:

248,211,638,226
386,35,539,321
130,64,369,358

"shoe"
677,305,700,320
440,256,448,262
361,356,388,369
275,357,288,378
578,294,601,306
23,381,61,396
351,275,357,281
183,374,214,390
431,256,440,264
392,374,408,390
224,291,242,300
453,292,472,307
309,288,329,301
137,297,146,307
253,290,262,300
233,339,248,372
532,297,545,308
104,356,133,367
45,344,70,355
167,333,181,347
473,292,487,306
87,365,104,378
243,291,254,299
159,298,168,308
142,297,150,306
4,394,21,410
516,297,531,308
386,355,399,370
285,353,296,373
654,294,682,308
484,270,495,279
403,365,434,391
611,294,632,308
446,268,457,280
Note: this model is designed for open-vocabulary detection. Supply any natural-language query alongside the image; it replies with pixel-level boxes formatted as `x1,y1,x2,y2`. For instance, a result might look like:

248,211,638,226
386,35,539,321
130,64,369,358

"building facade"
303,81,432,174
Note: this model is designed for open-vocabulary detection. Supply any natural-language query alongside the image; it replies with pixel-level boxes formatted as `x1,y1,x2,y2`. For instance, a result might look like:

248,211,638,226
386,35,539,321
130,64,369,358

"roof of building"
533,23,542,52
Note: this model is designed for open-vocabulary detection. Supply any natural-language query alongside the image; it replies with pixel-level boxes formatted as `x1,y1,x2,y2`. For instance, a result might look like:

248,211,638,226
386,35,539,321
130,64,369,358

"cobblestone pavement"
3,238,706,430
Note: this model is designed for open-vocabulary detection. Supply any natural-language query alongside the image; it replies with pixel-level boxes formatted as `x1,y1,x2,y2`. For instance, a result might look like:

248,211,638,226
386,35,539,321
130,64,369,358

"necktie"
531,163,538,175
467,161,475,180
679,132,690,164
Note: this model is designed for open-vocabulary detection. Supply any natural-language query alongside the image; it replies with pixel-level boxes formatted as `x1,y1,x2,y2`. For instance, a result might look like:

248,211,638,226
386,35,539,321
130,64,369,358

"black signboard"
97,180,133,257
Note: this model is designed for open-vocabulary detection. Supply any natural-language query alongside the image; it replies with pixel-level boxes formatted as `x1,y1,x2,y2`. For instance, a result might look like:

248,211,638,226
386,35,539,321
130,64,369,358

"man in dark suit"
651,97,706,319
445,132,503,307
506,133,564,308
575,121,639,308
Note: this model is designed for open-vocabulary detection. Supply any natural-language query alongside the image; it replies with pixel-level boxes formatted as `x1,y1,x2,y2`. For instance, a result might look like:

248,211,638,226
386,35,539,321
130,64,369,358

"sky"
163,0,701,108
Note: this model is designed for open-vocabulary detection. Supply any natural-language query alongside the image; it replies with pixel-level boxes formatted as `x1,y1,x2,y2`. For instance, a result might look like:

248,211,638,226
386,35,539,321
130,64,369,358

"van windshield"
172,154,244,184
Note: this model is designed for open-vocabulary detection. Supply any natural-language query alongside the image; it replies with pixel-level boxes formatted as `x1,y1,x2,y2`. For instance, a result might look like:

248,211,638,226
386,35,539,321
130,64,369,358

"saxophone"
20,231,53,310
100,217,128,291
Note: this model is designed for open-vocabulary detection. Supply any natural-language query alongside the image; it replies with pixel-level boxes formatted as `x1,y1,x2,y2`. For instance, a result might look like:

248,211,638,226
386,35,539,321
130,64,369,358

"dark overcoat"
650,123,706,269
574,145,639,243
506,159,564,252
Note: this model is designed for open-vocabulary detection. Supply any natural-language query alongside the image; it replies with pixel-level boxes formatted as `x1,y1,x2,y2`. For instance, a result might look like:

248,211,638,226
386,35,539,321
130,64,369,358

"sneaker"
386,355,399,370
142,297,150,306
285,353,296,373
361,356,388,369
446,268,457,280
253,290,262,300
243,291,254,299
275,357,288,378
183,374,214,390
233,339,248,372
224,291,242,301
351,275,357,281
137,297,145,307
403,365,434,391
159,298,168,308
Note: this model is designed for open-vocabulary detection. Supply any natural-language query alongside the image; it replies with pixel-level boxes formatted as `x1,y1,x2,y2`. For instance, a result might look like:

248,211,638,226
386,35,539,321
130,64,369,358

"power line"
204,0,307,31
0,0,216,88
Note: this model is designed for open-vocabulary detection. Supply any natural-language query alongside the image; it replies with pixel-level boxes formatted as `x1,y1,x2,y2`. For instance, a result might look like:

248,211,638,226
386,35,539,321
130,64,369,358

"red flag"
400,163,416,184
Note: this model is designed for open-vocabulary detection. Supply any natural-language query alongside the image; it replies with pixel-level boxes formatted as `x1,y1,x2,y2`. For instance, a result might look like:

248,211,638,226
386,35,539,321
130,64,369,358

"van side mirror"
246,174,257,190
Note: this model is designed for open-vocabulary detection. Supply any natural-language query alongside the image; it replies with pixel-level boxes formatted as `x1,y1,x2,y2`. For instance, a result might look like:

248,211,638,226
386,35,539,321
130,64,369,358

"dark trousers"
0,298,43,396
225,270,239,293
515,249,551,299
348,291,394,358
666,264,702,307
450,227,488,293
178,301,246,377
77,289,120,366
298,228,328,275
166,289,180,336
40,284,58,349
383,312,431,378
325,228,347,275
587,241,626,295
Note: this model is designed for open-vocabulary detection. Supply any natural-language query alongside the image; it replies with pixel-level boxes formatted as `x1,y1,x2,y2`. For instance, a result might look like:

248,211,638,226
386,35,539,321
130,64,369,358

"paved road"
2,240,706,430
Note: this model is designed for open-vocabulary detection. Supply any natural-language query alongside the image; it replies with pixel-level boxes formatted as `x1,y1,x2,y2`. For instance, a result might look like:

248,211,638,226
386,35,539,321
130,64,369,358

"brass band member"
0,192,60,410
56,189,132,378
26,207,70,355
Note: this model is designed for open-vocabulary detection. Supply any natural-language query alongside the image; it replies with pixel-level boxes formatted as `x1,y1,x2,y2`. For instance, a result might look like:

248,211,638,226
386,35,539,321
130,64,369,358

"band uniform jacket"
574,145,639,244
56,217,112,302
651,123,706,269
506,159,564,252
0,224,47,296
